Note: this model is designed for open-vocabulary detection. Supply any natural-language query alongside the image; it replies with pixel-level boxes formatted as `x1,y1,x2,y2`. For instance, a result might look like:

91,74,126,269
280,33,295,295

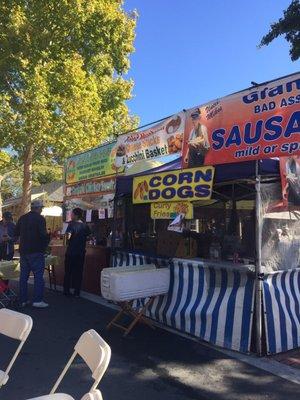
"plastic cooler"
101,265,170,302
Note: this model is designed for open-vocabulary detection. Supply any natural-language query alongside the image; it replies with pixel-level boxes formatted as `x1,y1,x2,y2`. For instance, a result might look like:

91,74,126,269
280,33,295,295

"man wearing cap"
15,200,50,308
187,108,210,167
0,211,16,261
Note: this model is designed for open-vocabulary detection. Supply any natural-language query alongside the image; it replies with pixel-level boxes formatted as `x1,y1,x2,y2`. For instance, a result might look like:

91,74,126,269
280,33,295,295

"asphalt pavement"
1,287,300,400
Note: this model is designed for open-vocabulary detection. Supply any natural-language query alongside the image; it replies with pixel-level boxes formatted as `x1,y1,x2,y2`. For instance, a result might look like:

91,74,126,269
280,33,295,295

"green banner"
65,142,117,183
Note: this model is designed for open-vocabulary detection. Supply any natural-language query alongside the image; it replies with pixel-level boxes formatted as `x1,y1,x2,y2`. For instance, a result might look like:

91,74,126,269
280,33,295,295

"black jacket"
15,211,50,255
66,221,91,256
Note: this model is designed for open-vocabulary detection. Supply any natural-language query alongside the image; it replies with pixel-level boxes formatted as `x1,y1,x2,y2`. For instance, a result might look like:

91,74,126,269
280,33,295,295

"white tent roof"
42,205,62,217
2,193,45,209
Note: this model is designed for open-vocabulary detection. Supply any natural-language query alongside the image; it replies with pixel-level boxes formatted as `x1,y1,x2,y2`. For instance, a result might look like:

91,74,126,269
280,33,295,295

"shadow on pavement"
0,287,300,400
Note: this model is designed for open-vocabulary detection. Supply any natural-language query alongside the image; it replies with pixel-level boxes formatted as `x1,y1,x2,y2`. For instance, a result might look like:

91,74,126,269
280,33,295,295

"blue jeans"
19,253,45,303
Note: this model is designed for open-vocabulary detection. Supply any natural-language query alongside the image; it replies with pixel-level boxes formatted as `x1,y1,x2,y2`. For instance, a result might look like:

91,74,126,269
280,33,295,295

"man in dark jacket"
64,208,90,297
15,200,50,308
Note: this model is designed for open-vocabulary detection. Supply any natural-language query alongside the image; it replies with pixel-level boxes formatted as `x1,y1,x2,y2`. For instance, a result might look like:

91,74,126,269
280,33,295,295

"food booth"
110,72,300,355
51,142,117,294
112,159,281,353
57,71,300,355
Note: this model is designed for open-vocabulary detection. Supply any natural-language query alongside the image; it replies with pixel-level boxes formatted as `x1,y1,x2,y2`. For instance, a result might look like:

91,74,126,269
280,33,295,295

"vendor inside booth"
64,193,115,247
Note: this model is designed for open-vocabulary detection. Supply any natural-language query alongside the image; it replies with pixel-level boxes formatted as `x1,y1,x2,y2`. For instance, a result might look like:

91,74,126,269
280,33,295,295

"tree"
0,150,19,218
32,158,63,186
260,0,300,61
0,0,138,215
0,153,63,210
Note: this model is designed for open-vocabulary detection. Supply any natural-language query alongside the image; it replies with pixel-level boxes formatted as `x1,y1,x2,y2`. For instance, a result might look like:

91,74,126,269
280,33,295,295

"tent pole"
110,170,119,267
255,160,263,356
110,195,118,267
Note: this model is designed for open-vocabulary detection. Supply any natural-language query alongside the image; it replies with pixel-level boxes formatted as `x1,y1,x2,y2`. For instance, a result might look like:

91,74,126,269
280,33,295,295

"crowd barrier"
263,268,300,354
113,252,255,353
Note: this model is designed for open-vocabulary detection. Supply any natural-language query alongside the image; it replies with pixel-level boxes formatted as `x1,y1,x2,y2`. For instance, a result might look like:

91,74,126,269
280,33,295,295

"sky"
124,0,298,125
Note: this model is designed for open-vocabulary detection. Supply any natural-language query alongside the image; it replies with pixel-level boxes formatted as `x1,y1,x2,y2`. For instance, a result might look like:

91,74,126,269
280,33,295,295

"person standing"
0,211,16,261
15,200,50,308
63,208,90,297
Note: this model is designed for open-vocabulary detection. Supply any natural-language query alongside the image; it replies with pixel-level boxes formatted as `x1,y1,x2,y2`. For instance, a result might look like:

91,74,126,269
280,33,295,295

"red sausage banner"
182,72,300,167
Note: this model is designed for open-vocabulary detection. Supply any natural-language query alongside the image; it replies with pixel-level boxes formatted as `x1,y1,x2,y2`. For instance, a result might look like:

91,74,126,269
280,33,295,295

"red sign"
182,72,300,167
280,156,300,207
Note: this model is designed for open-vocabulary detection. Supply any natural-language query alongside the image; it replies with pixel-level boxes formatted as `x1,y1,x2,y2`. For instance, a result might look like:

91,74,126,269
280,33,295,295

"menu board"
65,142,117,184
114,113,185,169
65,177,115,197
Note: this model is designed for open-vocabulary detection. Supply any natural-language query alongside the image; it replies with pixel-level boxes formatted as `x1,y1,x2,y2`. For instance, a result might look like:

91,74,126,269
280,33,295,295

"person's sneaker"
21,301,31,308
32,301,49,308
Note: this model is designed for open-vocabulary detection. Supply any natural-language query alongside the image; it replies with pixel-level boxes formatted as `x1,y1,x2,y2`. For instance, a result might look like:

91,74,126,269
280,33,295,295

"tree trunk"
0,176,3,220
19,144,34,217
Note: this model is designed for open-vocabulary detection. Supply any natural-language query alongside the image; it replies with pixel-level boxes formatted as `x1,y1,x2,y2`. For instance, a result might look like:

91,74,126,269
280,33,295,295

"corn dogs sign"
132,166,214,204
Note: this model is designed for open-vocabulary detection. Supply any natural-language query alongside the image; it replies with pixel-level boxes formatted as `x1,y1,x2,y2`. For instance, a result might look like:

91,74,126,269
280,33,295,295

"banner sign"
151,201,193,219
65,142,117,184
182,73,300,167
280,156,300,207
65,177,115,197
133,166,214,204
114,112,185,169
65,193,114,212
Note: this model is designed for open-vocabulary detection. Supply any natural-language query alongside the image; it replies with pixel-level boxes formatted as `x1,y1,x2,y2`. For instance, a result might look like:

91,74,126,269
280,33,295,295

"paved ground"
1,288,300,400
273,348,300,369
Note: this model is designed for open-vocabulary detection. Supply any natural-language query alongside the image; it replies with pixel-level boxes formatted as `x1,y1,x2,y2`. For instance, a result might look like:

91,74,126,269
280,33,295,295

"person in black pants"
15,200,50,308
63,208,91,297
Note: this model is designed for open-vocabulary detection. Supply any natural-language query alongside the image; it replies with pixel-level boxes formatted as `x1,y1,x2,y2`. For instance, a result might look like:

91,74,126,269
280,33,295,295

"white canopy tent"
41,205,62,217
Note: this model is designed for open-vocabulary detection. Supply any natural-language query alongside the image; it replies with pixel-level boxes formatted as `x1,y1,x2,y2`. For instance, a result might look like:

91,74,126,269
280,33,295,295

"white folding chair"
26,329,111,400
81,391,103,400
0,308,33,388
28,390,103,400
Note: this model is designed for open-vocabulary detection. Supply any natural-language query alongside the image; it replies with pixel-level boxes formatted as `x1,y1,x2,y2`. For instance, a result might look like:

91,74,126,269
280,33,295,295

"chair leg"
106,298,155,337
52,265,57,291
123,298,155,337
47,265,57,291
50,351,77,394
106,303,128,330
47,266,53,290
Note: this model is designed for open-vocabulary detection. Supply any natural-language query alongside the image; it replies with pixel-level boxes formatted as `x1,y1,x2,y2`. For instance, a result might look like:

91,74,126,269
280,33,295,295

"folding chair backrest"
0,308,33,341
50,330,111,395
0,309,33,387
81,389,103,400
75,330,111,386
